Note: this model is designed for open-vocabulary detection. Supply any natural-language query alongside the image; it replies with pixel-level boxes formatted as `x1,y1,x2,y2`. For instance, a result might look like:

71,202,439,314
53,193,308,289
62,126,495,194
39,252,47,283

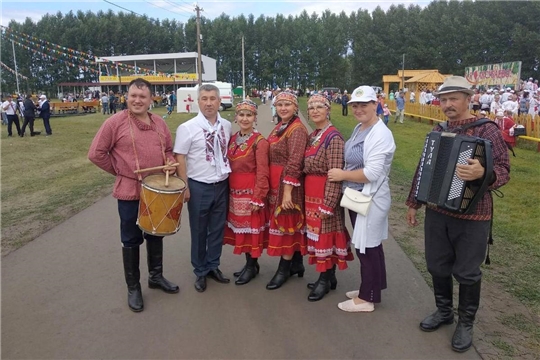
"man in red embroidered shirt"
89,78,179,313
405,76,510,353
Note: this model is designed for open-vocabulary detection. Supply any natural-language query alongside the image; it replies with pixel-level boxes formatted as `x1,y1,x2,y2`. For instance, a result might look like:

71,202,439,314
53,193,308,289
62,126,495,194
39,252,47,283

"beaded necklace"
309,122,332,147
235,131,253,145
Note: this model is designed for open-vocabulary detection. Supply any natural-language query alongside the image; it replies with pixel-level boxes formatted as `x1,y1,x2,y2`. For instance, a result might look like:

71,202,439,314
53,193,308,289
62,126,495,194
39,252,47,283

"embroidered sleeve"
322,135,345,213
252,137,270,206
283,122,308,186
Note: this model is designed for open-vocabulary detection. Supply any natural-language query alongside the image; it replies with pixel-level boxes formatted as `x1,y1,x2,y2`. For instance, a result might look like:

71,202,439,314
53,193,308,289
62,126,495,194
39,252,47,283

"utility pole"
11,40,20,94
401,53,405,91
195,4,203,85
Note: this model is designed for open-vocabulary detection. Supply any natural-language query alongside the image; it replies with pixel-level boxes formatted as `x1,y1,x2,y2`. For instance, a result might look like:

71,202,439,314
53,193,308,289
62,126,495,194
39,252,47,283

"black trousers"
21,115,35,135
342,105,348,116
424,208,490,285
7,114,21,136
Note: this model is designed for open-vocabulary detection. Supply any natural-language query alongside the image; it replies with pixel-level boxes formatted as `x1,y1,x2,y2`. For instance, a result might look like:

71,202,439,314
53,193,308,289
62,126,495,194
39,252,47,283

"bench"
51,102,79,114
81,101,100,113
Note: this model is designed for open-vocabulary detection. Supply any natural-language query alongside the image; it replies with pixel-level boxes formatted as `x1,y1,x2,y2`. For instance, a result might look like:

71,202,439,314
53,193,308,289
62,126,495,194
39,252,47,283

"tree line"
1,0,539,94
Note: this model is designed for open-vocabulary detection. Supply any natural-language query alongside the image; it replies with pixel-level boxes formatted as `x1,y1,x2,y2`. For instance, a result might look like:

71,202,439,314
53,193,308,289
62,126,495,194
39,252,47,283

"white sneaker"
337,299,375,313
345,290,359,299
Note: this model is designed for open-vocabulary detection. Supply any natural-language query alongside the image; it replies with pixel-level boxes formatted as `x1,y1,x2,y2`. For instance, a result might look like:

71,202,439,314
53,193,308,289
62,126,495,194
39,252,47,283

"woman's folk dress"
304,125,353,272
224,131,269,258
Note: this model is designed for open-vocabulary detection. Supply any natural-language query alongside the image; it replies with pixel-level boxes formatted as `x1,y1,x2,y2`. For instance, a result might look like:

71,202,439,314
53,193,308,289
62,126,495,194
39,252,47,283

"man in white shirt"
2,94,22,137
502,94,519,115
174,84,232,292
501,88,512,103
479,90,491,111
409,91,416,103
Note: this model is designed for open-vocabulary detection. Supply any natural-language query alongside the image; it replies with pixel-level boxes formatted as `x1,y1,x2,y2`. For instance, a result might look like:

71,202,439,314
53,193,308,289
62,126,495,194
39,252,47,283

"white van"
176,81,234,113
209,81,233,111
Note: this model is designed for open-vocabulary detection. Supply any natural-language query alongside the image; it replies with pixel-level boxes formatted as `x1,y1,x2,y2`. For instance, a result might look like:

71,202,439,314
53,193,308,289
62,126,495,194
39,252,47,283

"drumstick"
133,163,179,174
165,171,169,187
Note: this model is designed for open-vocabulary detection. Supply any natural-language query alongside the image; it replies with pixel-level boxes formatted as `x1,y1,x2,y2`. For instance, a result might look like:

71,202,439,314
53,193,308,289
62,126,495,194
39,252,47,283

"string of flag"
0,61,29,80
2,26,168,76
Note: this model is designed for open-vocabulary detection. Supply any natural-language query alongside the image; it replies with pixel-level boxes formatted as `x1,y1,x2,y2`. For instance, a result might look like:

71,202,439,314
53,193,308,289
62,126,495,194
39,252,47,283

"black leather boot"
235,255,258,285
234,253,260,277
308,271,331,302
147,240,179,294
122,246,143,312
452,281,481,353
307,265,337,290
420,276,455,332
290,251,305,278
266,257,292,290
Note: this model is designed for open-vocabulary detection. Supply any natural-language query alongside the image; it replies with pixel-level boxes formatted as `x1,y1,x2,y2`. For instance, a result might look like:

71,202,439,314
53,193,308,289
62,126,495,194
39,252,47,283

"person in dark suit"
38,95,52,136
21,94,38,136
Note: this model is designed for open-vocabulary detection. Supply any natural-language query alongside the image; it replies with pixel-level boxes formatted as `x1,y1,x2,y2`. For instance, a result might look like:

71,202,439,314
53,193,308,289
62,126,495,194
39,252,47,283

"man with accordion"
405,76,510,353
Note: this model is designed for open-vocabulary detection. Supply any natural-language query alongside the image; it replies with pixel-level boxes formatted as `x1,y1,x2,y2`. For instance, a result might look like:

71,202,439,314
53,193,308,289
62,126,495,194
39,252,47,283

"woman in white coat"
328,85,396,312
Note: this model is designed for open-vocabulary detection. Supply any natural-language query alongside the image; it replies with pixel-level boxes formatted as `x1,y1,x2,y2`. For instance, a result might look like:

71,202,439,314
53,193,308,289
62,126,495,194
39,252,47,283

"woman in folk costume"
224,100,270,285
304,94,353,302
494,109,517,150
266,91,309,290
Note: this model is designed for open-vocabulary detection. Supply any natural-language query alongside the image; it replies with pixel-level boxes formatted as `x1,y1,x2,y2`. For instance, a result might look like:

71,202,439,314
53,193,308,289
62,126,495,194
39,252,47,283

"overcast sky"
1,0,430,26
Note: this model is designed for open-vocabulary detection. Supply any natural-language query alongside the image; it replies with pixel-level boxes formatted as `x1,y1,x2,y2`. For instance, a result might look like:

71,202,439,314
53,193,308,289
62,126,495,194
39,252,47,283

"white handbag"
340,187,372,216
340,178,386,216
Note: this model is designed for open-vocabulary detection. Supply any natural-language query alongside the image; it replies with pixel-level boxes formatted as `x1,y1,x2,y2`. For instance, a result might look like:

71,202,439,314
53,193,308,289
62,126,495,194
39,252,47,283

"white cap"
496,109,504,117
506,87,511,91
39,95,47,99
348,86,377,103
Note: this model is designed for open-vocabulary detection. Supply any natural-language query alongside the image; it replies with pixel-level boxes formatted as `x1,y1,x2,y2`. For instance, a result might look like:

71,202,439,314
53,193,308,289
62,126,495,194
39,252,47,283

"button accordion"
415,131,493,214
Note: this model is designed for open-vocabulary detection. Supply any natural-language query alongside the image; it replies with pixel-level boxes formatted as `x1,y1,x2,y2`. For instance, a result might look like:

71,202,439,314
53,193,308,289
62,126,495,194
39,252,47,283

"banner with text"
464,61,521,89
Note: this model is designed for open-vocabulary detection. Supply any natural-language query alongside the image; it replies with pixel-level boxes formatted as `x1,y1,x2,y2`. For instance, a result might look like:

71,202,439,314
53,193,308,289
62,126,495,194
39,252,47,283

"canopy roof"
405,72,449,84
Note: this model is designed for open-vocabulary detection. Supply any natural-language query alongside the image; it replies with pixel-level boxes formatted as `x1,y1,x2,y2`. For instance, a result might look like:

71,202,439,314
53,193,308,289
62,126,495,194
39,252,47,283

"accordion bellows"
415,132,493,214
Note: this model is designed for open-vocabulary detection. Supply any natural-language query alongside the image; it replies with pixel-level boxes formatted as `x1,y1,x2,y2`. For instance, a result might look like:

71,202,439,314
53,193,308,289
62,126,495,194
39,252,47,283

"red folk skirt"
224,172,267,258
266,164,306,256
305,174,353,272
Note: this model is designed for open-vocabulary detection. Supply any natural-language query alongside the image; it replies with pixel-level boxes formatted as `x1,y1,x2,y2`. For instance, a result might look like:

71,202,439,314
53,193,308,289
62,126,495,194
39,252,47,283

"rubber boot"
146,239,179,294
308,271,331,302
290,251,305,278
420,276,455,332
235,256,258,285
122,246,144,312
234,253,260,277
307,264,337,290
452,281,481,353
266,257,292,290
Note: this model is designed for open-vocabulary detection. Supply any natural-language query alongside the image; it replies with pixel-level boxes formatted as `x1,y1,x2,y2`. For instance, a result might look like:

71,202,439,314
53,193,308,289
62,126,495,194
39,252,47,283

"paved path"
1,103,481,359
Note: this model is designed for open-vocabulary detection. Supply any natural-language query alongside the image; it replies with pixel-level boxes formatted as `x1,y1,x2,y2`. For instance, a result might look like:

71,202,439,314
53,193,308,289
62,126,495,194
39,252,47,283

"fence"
386,100,540,151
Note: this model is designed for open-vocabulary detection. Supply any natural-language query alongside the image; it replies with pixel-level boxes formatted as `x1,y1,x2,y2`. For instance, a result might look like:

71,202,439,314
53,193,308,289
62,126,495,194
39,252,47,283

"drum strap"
128,116,143,182
128,112,168,182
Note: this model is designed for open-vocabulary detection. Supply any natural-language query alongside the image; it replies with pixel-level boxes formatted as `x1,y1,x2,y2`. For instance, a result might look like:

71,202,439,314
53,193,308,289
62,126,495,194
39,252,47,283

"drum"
137,174,186,236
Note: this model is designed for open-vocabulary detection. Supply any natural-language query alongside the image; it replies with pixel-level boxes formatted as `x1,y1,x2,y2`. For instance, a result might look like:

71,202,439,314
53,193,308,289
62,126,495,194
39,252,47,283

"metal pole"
402,53,405,91
11,40,20,94
195,4,203,85
242,35,245,100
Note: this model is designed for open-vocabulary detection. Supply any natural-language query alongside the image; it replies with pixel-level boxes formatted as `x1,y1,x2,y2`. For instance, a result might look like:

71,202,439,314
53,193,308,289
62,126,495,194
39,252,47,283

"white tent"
176,87,198,114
